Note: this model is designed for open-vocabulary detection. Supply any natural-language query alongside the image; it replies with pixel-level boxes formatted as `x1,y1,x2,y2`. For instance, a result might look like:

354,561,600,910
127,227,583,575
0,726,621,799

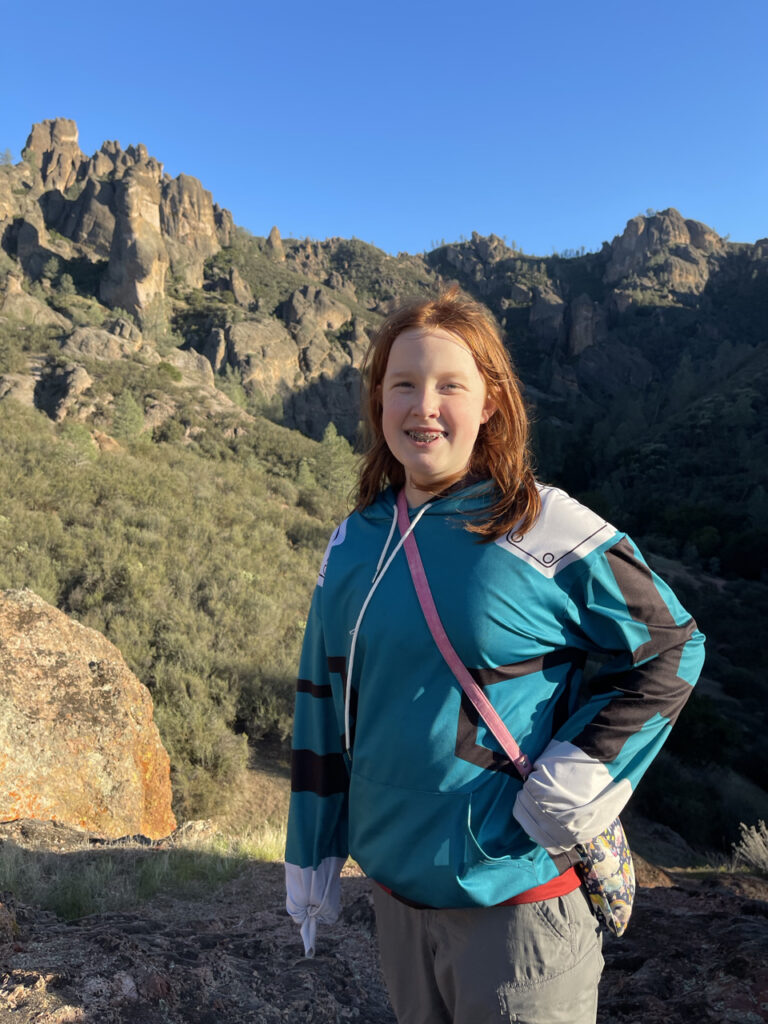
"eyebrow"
385,367,473,380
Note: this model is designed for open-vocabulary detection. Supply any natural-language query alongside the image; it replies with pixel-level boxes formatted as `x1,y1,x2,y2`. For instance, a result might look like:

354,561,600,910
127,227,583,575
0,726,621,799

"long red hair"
355,287,540,539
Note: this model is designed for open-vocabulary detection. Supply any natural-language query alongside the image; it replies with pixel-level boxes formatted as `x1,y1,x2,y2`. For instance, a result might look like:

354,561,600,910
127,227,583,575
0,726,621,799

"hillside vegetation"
1,120,767,851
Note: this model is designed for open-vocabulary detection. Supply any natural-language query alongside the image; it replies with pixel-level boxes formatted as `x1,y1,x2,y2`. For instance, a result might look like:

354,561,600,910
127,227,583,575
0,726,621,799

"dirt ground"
2,819,768,1023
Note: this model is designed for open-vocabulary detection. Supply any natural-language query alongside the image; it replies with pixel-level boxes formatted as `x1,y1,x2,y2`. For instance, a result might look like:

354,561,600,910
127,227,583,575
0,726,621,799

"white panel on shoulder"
495,485,617,577
317,518,348,587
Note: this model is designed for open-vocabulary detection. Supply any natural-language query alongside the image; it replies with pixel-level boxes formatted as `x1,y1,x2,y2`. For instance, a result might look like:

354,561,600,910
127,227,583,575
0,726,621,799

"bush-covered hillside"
0,399,356,819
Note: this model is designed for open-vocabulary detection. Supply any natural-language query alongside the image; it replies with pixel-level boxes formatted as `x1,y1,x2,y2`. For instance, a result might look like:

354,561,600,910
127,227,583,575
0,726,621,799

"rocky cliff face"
3,118,232,324
0,589,176,839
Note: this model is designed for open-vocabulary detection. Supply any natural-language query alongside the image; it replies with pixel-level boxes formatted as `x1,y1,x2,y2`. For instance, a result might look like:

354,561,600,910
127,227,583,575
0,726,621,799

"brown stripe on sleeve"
291,749,349,795
296,678,333,698
574,538,698,764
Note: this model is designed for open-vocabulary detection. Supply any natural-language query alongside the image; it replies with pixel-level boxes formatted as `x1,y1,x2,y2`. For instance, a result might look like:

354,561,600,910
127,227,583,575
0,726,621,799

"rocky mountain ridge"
3,118,767,446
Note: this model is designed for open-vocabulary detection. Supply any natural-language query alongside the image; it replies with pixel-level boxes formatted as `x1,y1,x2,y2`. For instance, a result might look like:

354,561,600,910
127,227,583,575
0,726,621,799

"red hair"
355,287,540,539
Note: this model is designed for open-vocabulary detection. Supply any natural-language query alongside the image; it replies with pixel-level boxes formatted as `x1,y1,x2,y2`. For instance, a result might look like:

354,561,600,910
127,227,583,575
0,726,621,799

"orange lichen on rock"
0,589,176,839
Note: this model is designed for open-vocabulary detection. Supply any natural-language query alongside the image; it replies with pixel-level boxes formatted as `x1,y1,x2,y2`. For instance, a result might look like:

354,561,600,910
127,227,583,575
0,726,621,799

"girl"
285,288,704,1024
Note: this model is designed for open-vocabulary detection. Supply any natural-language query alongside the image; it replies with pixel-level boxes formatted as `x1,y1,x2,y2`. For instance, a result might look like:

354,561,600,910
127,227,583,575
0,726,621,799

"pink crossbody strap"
396,489,532,779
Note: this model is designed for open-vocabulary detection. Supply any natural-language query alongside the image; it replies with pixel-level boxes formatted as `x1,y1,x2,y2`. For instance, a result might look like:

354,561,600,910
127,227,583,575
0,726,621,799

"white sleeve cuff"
285,856,346,957
512,739,632,853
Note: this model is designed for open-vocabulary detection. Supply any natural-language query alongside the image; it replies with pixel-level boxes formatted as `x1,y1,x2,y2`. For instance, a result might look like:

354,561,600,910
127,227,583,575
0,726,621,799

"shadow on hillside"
282,365,361,443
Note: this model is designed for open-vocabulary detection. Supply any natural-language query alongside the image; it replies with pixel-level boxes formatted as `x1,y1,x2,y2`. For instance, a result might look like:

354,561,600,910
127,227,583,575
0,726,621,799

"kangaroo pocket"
348,770,540,908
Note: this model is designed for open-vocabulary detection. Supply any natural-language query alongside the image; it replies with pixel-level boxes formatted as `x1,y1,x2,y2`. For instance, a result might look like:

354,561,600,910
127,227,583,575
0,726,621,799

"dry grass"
733,819,768,874
215,737,291,841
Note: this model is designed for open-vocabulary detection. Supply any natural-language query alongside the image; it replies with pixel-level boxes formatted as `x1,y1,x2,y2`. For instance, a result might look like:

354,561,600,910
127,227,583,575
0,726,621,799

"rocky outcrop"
160,174,226,288
41,176,117,257
229,266,253,307
199,290,366,435
0,373,36,408
6,119,234,323
266,225,284,260
0,274,70,328
22,118,83,192
99,166,169,321
567,293,605,356
164,347,215,388
0,589,176,839
604,208,727,300
283,285,351,333
61,324,144,361
33,362,93,421
529,284,566,347
223,316,299,392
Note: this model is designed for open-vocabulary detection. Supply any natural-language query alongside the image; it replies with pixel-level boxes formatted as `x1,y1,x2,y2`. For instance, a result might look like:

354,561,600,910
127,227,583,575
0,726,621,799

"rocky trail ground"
1,820,768,1023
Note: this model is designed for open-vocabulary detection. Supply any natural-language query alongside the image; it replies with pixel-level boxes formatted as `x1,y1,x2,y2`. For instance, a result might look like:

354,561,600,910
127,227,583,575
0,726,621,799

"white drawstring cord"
373,504,399,582
344,500,432,753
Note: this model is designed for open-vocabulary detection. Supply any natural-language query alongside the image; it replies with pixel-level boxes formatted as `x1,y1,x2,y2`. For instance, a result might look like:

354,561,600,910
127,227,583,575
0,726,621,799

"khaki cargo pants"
372,885,603,1024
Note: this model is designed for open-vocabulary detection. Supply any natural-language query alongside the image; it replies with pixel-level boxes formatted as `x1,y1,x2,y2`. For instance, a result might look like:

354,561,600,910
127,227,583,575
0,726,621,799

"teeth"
408,431,442,443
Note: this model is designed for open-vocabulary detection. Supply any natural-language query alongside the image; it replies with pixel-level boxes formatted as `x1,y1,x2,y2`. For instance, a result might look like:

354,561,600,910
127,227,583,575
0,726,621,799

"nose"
410,386,439,418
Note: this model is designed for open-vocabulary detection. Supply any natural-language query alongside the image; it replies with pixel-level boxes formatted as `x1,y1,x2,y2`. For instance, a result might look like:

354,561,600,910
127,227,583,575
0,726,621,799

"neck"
404,470,484,508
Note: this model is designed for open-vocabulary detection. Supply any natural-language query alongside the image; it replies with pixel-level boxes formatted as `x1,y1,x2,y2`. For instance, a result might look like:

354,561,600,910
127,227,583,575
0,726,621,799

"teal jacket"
285,483,704,941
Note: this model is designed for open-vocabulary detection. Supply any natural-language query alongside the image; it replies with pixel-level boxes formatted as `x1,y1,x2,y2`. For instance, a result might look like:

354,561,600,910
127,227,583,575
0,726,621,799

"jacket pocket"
349,770,539,907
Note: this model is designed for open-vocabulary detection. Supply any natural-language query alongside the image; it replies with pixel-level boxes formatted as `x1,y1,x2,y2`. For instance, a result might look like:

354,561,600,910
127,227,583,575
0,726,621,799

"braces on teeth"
408,431,442,441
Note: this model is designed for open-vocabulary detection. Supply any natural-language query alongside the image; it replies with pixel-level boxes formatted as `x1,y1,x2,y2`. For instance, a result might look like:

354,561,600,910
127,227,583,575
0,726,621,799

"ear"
480,395,497,424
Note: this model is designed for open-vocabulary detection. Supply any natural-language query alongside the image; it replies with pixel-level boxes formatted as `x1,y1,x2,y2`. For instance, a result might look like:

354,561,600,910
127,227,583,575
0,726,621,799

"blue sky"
3,0,766,256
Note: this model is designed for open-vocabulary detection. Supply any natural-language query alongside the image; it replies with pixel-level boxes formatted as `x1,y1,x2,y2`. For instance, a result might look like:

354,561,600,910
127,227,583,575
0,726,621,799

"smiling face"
380,326,496,507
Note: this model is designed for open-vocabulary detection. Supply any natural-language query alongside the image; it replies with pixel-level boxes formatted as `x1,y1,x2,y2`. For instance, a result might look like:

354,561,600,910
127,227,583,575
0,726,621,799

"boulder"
283,285,351,331
225,316,299,392
0,373,36,408
164,347,215,387
229,266,253,308
0,589,176,839
202,327,228,373
106,316,143,342
34,361,93,422
0,274,70,328
62,325,143,361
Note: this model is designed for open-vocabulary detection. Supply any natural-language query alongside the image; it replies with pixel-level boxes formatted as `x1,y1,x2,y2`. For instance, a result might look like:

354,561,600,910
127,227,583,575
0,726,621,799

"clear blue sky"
3,0,766,256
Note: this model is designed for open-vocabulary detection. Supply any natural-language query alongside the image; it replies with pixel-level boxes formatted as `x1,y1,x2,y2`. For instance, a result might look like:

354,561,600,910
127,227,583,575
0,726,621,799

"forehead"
385,326,479,374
